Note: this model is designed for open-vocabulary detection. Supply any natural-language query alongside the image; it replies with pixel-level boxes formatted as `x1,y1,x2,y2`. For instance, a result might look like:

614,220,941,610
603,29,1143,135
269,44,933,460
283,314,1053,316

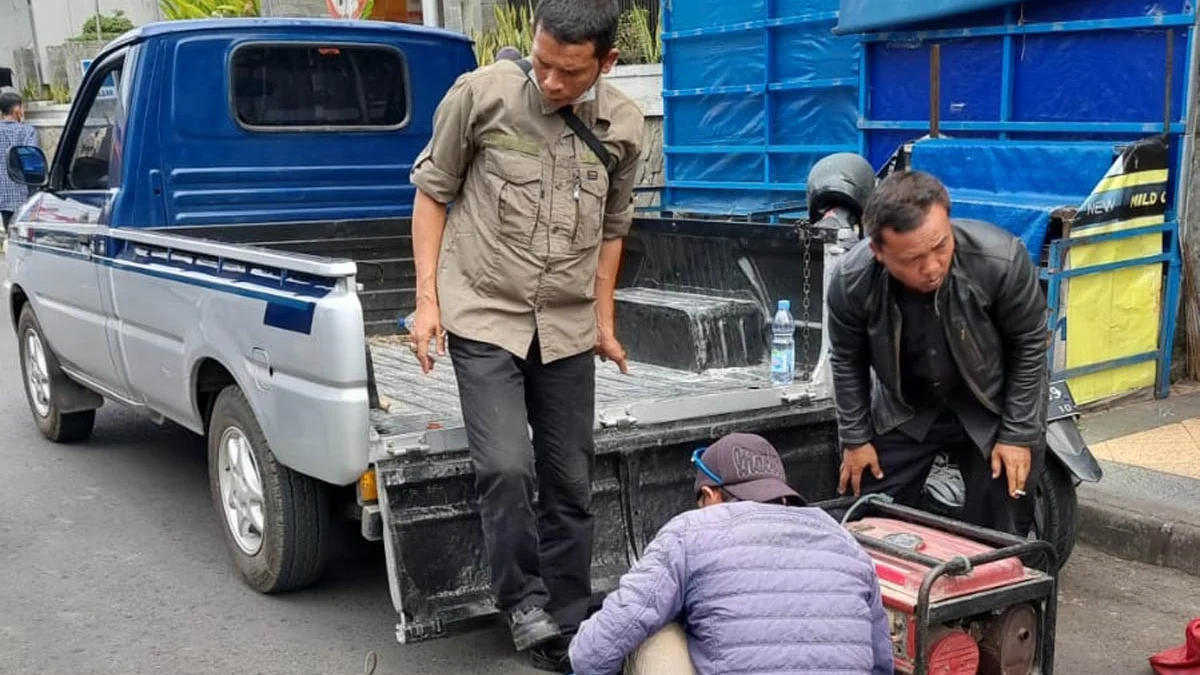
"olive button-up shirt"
410,60,644,363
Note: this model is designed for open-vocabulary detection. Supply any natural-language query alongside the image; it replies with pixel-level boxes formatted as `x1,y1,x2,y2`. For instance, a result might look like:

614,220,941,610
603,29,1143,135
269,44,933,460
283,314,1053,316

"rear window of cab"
231,43,410,131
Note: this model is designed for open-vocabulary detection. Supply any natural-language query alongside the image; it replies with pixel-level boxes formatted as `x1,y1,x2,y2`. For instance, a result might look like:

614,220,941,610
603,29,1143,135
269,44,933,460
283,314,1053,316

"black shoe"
506,606,561,652
529,636,572,673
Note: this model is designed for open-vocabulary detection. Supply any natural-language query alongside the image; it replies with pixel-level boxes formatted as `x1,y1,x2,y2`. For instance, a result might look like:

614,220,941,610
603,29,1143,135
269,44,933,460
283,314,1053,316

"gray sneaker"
506,606,561,652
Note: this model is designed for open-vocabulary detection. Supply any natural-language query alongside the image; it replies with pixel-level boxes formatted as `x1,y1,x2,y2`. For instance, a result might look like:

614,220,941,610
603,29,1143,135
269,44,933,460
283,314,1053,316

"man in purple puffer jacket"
567,433,894,675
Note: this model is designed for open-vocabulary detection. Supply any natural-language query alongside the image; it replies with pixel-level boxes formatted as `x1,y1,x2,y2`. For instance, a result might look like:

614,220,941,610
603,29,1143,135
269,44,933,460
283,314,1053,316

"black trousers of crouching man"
448,332,596,635
859,408,1045,536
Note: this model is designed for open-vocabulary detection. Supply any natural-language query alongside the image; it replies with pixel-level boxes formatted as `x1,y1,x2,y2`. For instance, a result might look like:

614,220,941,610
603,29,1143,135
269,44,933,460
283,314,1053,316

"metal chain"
799,226,814,380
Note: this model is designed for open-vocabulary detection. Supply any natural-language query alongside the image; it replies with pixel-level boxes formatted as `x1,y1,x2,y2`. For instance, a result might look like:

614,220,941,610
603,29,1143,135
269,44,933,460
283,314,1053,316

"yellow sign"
1064,140,1169,404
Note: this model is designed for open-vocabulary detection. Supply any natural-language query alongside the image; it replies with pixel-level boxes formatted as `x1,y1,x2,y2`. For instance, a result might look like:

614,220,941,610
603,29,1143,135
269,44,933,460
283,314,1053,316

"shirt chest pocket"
485,151,543,246
572,171,608,252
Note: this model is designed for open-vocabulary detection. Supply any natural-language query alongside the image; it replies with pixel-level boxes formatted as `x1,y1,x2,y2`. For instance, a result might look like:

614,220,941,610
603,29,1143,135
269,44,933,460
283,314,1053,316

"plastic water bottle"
769,300,796,387
400,312,438,357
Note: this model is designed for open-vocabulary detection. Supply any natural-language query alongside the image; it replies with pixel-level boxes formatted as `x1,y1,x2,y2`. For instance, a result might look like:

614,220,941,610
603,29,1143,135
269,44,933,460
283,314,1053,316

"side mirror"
7,145,49,188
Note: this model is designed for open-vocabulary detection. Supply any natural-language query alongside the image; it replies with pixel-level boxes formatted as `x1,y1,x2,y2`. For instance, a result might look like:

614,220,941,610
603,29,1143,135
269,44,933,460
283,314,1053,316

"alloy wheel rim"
217,426,266,556
24,329,52,418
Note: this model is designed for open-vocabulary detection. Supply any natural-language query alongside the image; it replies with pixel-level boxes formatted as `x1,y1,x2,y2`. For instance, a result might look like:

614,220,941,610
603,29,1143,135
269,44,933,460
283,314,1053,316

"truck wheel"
1033,459,1078,572
207,385,330,593
17,306,96,443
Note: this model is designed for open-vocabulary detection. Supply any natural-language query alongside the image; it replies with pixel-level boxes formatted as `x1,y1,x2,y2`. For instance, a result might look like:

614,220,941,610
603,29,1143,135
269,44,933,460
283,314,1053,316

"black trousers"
449,332,596,634
859,409,1044,536
1,210,12,227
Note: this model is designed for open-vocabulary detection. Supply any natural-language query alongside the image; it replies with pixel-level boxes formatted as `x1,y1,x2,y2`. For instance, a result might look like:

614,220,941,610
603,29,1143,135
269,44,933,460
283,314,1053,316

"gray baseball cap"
495,46,523,62
693,433,804,504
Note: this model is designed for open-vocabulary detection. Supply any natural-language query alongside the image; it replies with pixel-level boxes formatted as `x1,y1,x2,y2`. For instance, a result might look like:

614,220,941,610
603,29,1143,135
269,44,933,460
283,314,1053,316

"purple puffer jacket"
569,501,894,675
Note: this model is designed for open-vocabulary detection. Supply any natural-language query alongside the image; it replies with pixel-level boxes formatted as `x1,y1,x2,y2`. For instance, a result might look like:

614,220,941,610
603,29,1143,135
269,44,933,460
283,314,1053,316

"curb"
1077,494,1200,578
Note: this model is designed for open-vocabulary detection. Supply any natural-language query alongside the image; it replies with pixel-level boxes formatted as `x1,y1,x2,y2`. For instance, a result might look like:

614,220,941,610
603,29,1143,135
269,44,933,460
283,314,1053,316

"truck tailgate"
367,337,839,643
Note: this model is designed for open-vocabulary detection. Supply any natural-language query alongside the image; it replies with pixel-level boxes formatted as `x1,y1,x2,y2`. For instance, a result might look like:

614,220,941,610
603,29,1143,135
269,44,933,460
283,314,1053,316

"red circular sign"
326,0,367,19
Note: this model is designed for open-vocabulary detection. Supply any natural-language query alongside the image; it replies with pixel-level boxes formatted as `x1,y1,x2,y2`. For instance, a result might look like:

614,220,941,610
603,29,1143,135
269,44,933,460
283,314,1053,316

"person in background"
568,433,894,675
407,0,644,670
1,90,38,229
826,170,1049,536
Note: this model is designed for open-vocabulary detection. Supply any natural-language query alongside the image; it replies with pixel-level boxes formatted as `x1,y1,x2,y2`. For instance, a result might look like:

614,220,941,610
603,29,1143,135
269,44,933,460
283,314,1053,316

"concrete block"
1079,494,1200,578
1078,499,1172,567
1163,520,1200,577
615,288,766,373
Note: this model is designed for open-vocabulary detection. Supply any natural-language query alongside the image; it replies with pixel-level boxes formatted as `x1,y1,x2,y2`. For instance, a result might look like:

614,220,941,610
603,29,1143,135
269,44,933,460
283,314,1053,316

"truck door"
21,50,130,397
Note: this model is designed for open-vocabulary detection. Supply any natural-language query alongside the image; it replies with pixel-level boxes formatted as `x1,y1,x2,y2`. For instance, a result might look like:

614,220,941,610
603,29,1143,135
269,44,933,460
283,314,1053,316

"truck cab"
5,18,475,592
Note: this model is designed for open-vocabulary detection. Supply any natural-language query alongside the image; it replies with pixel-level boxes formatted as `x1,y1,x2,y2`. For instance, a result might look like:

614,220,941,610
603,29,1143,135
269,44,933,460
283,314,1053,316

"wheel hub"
217,427,266,556
24,329,52,418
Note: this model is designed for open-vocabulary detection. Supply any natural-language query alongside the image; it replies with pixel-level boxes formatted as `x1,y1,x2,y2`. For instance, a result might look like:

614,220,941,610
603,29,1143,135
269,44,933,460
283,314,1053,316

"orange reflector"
358,470,378,503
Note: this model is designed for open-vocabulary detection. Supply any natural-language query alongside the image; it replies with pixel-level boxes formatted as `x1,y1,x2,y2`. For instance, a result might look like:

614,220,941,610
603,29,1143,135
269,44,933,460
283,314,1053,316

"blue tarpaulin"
661,0,1192,216
835,0,1022,34
908,138,1117,258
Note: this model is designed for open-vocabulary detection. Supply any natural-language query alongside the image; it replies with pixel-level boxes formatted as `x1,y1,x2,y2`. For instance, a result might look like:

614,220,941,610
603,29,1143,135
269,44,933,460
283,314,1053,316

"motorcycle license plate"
1048,380,1078,422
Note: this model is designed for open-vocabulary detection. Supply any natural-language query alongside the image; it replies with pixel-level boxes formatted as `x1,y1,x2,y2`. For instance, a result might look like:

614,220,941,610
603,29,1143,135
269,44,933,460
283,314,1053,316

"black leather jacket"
826,219,1049,450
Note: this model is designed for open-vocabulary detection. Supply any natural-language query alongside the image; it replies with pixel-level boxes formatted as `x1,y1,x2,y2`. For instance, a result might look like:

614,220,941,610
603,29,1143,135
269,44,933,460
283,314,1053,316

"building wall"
441,0,501,35
260,0,328,18
30,0,161,55
11,0,162,85
1,0,35,78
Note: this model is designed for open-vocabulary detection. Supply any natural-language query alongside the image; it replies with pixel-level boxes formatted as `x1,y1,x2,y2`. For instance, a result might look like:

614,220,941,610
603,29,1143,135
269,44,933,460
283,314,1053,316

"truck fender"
1045,417,1104,483
15,294,105,414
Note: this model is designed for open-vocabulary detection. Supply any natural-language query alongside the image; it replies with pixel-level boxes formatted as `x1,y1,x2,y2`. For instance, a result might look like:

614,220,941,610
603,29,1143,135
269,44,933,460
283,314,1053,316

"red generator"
832,497,1058,675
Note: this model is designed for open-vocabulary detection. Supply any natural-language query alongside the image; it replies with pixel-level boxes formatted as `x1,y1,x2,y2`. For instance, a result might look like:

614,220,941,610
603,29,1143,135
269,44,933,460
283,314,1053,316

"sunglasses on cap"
691,446,723,486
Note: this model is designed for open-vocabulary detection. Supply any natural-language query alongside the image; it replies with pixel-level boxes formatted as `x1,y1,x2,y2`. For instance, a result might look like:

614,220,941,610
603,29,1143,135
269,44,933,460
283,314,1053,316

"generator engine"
836,501,1058,675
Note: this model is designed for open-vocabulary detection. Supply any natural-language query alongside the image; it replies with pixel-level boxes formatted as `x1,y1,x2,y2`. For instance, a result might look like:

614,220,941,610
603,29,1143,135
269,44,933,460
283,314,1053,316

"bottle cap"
778,299,790,311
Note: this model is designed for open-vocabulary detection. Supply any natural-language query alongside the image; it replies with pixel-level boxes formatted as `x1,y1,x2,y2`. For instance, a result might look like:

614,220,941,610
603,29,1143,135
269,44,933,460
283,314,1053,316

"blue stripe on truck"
10,233,338,336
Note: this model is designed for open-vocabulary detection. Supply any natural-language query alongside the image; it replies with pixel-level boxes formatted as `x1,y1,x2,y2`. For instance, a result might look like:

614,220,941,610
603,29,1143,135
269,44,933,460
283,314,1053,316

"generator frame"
817,496,1059,675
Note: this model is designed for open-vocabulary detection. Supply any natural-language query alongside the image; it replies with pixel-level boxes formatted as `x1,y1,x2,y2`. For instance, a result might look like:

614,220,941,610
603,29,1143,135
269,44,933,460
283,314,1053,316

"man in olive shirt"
407,0,643,668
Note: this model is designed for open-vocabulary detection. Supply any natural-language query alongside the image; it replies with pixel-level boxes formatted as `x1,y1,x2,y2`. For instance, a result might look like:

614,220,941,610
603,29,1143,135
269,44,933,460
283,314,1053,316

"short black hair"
0,91,22,116
863,170,952,245
534,0,620,59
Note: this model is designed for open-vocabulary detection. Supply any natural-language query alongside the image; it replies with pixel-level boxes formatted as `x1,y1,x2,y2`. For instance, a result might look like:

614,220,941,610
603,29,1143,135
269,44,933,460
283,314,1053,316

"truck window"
231,44,409,130
66,59,125,191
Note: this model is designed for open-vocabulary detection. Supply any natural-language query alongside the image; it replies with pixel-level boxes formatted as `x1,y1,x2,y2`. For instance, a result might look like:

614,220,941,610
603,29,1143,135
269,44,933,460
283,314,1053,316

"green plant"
21,85,45,103
49,83,72,105
473,2,534,67
158,0,260,20
72,10,135,41
616,7,661,64
472,5,661,67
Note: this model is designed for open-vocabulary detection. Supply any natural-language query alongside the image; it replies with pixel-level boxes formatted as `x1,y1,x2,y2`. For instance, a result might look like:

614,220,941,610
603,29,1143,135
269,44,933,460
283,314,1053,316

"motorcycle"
921,380,1103,570
805,153,1104,571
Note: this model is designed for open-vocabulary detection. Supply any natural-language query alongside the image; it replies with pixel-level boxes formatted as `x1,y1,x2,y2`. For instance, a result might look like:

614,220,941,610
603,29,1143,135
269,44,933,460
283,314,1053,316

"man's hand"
595,331,629,374
411,301,445,374
991,443,1032,499
838,443,884,497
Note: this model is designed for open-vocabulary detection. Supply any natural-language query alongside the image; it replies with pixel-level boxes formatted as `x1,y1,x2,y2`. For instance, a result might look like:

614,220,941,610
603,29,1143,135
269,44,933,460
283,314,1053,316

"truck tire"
207,385,330,593
17,305,96,443
1034,458,1078,572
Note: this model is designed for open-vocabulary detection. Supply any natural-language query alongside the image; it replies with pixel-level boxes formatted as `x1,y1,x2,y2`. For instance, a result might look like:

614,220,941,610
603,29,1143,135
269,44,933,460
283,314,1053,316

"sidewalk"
1076,385,1200,577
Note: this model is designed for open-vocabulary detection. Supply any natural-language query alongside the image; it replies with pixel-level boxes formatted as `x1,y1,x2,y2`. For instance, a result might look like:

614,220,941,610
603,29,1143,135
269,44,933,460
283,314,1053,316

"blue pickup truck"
4,18,842,641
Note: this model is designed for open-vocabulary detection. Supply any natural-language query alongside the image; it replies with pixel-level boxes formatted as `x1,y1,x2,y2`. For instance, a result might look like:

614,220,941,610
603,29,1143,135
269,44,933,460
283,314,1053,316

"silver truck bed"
367,336,779,437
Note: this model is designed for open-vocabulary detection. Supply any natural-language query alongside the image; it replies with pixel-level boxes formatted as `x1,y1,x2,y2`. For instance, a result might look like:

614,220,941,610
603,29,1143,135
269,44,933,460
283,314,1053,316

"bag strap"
516,59,618,175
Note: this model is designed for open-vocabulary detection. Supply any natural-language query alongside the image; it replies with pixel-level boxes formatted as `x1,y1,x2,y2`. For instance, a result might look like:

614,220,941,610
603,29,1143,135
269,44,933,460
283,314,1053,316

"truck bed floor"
367,336,773,437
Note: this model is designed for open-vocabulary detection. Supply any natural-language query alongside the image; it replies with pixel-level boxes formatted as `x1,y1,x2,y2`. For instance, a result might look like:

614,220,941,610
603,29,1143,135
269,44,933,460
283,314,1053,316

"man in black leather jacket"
827,170,1049,535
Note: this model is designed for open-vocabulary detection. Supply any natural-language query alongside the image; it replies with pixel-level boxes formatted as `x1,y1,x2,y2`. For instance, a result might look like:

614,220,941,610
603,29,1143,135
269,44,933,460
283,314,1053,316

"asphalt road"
1,275,1197,675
